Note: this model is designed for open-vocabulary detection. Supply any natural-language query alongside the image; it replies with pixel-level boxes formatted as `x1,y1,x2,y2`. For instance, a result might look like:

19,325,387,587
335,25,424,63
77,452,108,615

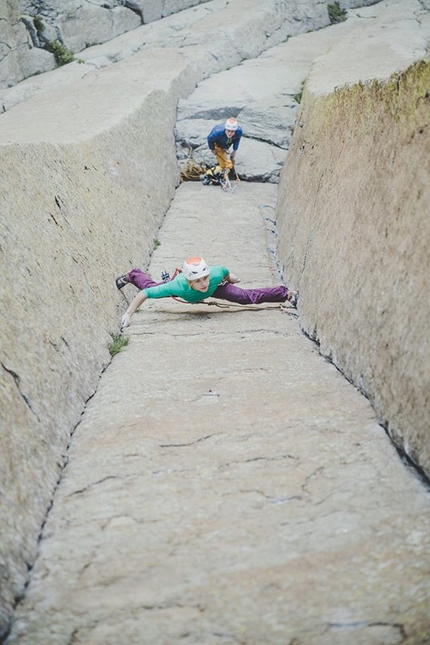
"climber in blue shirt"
207,117,243,172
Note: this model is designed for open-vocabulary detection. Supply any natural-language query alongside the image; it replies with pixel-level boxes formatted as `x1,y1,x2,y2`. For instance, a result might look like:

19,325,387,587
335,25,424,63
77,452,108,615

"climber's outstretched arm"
121,291,148,330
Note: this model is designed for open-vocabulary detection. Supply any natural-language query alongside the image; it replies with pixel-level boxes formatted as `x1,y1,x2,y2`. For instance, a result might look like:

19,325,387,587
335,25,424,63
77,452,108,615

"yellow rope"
180,149,207,182
179,149,240,185
179,299,285,310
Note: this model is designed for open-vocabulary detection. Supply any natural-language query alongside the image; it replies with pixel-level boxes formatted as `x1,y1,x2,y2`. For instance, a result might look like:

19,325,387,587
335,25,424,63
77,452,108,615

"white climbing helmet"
182,257,210,281
224,117,238,131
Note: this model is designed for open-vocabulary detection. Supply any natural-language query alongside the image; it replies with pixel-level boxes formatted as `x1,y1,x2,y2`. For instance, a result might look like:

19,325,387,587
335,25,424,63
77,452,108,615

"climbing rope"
179,149,207,182
180,148,241,193
173,298,284,311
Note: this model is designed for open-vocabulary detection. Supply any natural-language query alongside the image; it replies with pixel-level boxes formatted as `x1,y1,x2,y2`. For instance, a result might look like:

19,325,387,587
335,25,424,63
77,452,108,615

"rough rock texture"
276,0,430,475
175,17,366,181
0,0,331,113
174,0,390,181
0,1,336,638
0,0,56,88
134,0,211,23
2,0,430,640
174,59,298,182
340,0,381,6
6,183,430,645
0,0,211,89
0,49,186,640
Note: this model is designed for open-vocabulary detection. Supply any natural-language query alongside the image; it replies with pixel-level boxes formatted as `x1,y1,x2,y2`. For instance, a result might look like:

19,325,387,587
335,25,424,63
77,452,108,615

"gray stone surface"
0,0,331,113
308,0,430,94
7,183,430,645
276,0,430,474
58,4,142,54
1,0,430,641
15,44,56,78
0,0,330,93
174,13,370,181
340,0,381,7
0,0,335,637
175,6,396,183
137,0,211,23
1,0,211,87
0,0,56,90
0,45,185,640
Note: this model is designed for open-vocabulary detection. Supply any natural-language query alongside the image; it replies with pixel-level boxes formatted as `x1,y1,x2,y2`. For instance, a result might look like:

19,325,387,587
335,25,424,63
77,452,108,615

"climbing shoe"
286,290,299,308
115,275,129,290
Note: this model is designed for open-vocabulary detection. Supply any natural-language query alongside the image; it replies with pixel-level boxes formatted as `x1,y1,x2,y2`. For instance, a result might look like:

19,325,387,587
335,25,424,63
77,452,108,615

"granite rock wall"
0,2,337,635
2,0,428,638
0,52,185,639
277,59,430,477
0,0,210,89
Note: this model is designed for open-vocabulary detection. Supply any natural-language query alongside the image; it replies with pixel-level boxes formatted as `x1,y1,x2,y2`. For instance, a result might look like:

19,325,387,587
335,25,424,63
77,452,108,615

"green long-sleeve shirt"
143,266,229,303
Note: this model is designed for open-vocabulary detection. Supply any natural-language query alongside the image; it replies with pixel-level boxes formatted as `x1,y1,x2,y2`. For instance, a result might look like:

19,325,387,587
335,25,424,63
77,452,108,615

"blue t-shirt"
143,266,229,303
207,123,243,151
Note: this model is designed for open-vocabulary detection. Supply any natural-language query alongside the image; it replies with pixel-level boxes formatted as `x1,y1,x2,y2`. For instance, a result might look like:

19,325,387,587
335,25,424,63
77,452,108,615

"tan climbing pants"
214,145,234,170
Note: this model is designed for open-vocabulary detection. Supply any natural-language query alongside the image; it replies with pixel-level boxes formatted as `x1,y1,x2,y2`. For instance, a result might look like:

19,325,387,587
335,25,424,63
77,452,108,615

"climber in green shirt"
116,256,298,330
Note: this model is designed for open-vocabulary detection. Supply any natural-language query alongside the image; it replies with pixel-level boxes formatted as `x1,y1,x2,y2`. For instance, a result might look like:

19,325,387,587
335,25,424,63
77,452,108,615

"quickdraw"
161,267,188,304
220,167,239,193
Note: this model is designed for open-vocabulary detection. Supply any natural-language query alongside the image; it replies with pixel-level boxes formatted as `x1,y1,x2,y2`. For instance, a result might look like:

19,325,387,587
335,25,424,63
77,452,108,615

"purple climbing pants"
127,269,162,290
126,269,288,305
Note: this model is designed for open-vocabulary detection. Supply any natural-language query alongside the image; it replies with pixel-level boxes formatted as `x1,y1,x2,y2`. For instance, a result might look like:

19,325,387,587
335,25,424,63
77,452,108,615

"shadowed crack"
219,454,297,470
66,628,79,645
268,495,302,504
101,514,160,530
179,631,240,643
160,434,218,448
178,108,241,121
327,621,406,639
240,488,302,504
210,632,240,642
124,0,143,22
1,362,41,422
247,133,291,149
243,454,296,463
302,466,325,493
134,600,206,612
68,475,118,496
